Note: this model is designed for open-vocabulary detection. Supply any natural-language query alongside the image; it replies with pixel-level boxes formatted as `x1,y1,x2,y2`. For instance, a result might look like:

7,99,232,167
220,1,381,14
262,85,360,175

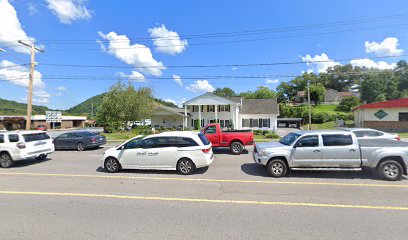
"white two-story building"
151,93,279,131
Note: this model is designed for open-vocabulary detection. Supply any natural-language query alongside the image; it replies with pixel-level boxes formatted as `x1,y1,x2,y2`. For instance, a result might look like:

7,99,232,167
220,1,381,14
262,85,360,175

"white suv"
102,131,214,175
0,131,55,168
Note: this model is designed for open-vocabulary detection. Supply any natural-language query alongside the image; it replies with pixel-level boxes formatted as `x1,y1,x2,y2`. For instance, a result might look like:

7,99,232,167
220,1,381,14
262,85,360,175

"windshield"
279,132,301,146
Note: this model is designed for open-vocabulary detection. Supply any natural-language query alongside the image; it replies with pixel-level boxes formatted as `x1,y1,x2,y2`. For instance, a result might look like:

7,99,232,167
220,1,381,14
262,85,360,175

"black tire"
35,154,47,161
378,160,403,181
230,142,244,155
267,159,288,178
177,158,195,175
76,142,86,151
104,157,121,173
0,152,14,168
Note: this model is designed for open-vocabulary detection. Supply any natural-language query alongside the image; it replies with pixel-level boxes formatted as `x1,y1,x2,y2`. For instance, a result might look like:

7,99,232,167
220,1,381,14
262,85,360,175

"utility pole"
307,80,312,130
91,103,94,118
18,41,44,130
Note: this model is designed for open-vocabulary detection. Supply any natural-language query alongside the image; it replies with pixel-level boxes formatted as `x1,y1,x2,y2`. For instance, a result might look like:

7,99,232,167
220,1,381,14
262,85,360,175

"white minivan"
0,131,55,168
102,131,214,175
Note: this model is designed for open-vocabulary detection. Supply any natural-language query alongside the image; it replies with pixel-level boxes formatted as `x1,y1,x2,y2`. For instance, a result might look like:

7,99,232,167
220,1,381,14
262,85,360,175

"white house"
354,98,408,132
151,93,279,130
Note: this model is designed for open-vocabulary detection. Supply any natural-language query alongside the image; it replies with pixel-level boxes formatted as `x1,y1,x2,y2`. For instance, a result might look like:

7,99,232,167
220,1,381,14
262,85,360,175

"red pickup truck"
201,123,254,155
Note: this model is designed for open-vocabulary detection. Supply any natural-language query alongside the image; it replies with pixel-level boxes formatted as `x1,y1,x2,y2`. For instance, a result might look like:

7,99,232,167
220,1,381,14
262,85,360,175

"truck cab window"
205,126,217,134
295,135,319,147
322,134,353,146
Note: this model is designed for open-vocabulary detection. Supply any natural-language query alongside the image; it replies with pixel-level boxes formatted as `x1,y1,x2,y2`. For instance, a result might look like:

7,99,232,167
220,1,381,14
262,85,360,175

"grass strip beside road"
0,190,407,211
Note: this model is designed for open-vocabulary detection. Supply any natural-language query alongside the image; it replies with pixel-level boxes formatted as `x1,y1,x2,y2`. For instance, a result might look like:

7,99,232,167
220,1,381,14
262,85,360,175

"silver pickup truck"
253,130,408,181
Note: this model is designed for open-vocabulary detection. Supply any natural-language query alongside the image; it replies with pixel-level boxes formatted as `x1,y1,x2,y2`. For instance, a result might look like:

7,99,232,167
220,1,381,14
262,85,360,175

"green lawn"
310,120,354,130
312,104,341,114
102,132,137,141
398,132,408,138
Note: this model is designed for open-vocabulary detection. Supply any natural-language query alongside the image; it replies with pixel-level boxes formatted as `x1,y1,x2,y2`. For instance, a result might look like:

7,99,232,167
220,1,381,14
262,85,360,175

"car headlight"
259,150,269,157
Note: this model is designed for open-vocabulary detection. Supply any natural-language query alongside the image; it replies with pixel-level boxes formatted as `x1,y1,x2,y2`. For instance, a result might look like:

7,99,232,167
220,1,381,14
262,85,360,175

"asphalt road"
0,144,407,240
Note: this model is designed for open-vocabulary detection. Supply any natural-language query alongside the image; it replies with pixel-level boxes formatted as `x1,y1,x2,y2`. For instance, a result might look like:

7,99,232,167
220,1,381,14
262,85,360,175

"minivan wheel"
177,158,195,175
77,142,86,151
378,160,402,181
0,153,14,168
267,159,288,178
230,142,243,155
35,154,47,161
104,157,121,173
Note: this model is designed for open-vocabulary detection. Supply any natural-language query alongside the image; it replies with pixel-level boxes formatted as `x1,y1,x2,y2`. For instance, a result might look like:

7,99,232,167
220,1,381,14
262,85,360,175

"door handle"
313,150,320,153
349,149,357,152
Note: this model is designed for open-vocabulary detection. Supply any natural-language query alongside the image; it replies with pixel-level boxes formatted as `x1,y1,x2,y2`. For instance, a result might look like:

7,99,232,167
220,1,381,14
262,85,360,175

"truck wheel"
267,159,288,178
378,160,402,181
230,142,243,155
0,152,14,168
177,158,195,175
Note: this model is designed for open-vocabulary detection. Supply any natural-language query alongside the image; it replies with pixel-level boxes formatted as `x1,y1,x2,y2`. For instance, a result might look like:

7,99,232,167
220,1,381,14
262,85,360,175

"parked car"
101,131,214,175
253,130,408,181
341,128,400,141
53,131,106,151
35,125,47,131
202,123,254,155
0,131,54,168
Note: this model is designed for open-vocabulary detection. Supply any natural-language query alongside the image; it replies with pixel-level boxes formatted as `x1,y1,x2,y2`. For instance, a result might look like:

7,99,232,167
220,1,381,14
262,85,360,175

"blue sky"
0,0,407,110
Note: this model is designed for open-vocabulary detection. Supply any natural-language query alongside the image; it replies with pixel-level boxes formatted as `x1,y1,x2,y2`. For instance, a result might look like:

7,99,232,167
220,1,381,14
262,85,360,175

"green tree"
319,64,364,92
240,86,276,99
306,83,326,104
360,74,385,103
97,82,156,130
336,96,361,112
212,87,236,97
375,94,386,102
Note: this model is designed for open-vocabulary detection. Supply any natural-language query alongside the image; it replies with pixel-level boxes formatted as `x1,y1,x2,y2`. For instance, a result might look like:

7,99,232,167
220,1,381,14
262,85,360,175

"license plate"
34,141,46,146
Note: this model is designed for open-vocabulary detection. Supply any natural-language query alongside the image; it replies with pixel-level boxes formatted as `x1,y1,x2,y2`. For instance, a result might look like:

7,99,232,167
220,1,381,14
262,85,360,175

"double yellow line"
1,172,408,188
0,190,407,211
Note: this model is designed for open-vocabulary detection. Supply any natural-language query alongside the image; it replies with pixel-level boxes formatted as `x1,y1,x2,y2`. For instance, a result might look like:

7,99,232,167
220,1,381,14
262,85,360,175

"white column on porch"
184,105,187,130
214,104,218,122
198,105,202,128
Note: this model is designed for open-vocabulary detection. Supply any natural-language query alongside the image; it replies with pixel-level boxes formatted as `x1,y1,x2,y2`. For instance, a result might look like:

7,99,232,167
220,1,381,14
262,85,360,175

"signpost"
46,111,62,129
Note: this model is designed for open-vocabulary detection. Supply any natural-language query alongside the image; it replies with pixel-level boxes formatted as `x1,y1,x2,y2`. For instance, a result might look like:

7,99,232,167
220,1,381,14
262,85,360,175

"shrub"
253,130,263,135
194,119,200,130
131,125,152,135
262,130,270,135
264,132,280,139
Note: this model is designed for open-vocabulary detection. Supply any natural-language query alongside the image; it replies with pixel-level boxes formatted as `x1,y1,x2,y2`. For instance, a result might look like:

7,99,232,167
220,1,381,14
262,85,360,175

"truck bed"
358,139,408,147
222,130,252,133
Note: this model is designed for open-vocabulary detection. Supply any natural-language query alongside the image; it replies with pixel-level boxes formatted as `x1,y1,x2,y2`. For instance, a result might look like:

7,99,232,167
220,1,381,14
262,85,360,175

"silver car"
342,128,400,141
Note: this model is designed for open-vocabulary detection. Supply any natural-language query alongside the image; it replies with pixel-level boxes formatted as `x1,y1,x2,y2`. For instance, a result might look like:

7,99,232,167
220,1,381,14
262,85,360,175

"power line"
37,54,408,69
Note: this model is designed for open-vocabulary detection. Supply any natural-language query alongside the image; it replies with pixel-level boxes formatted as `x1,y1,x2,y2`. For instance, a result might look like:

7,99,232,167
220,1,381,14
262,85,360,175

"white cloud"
148,24,188,55
164,98,178,106
0,0,36,53
186,80,215,93
28,3,40,16
232,67,238,70
98,31,166,76
45,0,92,24
0,60,50,103
56,86,66,91
349,58,396,70
301,53,340,73
365,37,403,56
117,71,145,82
173,74,182,86
266,78,279,84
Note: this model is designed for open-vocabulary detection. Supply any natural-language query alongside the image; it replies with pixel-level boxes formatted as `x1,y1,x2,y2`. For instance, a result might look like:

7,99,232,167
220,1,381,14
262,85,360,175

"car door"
204,126,219,145
68,133,83,148
321,134,360,167
147,137,178,168
54,133,69,149
118,138,148,168
291,135,322,167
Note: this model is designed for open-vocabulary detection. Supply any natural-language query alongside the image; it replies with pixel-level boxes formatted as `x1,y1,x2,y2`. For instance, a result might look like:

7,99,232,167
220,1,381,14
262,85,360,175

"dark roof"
356,98,408,110
239,98,279,114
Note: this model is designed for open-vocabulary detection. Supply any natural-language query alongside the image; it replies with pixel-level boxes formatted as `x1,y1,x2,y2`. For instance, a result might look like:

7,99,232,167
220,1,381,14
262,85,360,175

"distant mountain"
0,98,51,115
65,93,179,116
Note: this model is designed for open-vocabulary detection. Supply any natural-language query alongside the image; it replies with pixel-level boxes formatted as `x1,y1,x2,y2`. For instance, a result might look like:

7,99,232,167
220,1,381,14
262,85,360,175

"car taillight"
91,137,96,143
396,136,400,141
202,147,211,154
17,142,26,149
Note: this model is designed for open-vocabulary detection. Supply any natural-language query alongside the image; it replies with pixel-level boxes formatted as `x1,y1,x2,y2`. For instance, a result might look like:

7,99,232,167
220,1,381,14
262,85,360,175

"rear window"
198,132,210,145
23,133,51,142
0,134,3,143
8,134,19,142
178,137,199,147
322,134,353,146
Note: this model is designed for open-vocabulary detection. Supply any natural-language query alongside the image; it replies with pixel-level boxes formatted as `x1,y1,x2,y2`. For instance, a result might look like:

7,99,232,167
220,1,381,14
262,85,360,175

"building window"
252,119,258,128
208,105,215,112
218,105,230,112
262,119,270,128
399,112,408,121
242,119,250,128
192,106,199,112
